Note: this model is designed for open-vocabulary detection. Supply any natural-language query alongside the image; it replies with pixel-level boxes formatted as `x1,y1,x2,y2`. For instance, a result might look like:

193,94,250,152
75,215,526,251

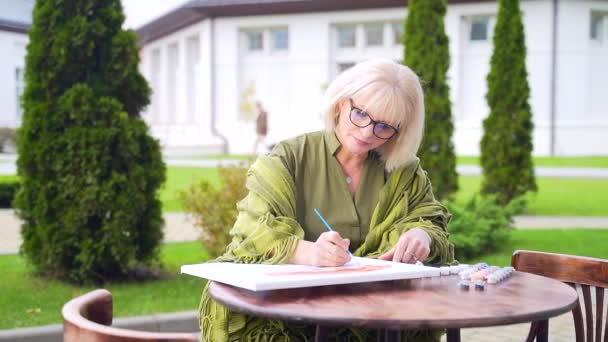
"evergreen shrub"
179,164,249,258
480,0,536,205
404,0,458,200
16,0,165,283
446,195,525,261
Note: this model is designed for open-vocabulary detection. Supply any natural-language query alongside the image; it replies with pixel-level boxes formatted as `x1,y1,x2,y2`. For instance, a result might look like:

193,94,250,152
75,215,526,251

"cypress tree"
16,0,166,283
480,0,536,205
404,0,458,200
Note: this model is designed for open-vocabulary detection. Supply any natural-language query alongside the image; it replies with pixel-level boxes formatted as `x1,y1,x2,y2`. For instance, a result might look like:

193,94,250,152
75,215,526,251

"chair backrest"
512,250,608,342
62,289,198,342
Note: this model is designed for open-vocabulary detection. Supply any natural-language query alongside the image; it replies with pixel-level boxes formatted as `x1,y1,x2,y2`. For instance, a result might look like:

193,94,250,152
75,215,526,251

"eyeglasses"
349,99,399,140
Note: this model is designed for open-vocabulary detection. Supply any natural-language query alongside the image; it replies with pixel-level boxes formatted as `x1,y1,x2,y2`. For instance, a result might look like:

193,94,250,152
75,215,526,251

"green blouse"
270,130,385,250
199,130,455,341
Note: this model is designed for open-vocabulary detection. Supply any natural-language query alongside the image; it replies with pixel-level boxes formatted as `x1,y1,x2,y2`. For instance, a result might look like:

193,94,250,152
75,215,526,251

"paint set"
452,263,515,290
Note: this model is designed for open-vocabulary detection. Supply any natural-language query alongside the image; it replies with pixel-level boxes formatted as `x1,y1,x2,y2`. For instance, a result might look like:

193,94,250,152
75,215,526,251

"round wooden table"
209,271,578,341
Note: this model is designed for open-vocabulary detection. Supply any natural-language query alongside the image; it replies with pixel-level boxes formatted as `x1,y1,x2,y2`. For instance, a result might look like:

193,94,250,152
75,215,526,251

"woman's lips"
353,137,370,146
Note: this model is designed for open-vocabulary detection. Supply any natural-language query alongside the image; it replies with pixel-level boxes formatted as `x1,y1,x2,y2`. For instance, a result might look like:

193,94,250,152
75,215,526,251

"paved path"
0,210,200,255
445,311,576,342
456,164,608,179
513,215,608,229
167,160,608,179
2,209,607,255
1,154,608,178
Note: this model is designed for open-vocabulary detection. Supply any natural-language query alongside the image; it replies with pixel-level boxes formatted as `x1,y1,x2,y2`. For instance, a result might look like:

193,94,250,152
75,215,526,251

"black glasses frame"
348,99,399,140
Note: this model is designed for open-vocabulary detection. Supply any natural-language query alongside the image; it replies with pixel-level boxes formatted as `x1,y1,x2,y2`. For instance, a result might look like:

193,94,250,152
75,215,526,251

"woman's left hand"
378,228,432,263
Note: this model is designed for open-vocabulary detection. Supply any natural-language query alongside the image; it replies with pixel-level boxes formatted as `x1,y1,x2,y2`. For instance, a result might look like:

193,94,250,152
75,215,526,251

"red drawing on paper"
266,265,390,276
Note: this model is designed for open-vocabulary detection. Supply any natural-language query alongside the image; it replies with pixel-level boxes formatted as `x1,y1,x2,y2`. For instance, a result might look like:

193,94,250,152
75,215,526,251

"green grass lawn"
163,167,608,216
457,156,608,168
161,167,608,216
466,229,608,267
161,167,220,212
166,154,253,160
454,176,608,216
0,242,209,330
2,229,606,329
7,166,606,216
0,175,18,182
170,155,608,167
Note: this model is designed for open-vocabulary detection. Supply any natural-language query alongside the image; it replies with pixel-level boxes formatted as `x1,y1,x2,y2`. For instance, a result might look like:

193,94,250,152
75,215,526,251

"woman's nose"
360,124,375,138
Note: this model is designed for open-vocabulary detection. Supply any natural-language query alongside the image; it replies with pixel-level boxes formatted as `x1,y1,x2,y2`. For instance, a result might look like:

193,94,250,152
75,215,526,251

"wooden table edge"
208,272,579,330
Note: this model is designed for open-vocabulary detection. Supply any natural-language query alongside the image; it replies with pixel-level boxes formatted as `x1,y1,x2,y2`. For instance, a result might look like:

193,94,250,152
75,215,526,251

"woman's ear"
332,100,346,125
337,98,349,117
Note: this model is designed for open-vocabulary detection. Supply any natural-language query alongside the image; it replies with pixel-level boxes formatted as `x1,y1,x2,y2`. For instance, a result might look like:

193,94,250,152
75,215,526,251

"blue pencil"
313,208,353,256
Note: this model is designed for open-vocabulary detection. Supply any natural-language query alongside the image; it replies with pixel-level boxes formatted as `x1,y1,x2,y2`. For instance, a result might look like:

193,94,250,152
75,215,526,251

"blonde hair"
323,58,425,172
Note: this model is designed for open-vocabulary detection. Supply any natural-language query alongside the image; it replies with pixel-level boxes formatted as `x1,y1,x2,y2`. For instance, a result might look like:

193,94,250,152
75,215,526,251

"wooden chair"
511,250,608,342
62,289,198,342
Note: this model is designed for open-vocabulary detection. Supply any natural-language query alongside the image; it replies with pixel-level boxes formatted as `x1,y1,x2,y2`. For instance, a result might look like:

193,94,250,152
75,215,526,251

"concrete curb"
0,310,200,342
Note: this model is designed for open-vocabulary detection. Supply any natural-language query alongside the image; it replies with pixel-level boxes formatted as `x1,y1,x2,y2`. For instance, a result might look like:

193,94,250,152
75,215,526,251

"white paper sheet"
181,257,440,291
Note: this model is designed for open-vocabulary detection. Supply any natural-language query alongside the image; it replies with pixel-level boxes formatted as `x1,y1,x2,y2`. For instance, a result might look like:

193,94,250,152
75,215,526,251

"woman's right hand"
289,231,351,267
311,231,351,266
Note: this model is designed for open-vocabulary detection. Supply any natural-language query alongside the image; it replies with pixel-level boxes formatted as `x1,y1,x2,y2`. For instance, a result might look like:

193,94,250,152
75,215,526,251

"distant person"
253,101,268,154
199,58,455,341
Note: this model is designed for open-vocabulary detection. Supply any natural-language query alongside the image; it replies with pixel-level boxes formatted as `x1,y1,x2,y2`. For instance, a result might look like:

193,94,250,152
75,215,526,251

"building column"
198,22,213,129
175,36,187,125
159,44,168,125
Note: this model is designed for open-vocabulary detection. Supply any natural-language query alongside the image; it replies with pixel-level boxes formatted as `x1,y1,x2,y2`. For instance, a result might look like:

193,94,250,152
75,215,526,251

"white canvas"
181,256,440,291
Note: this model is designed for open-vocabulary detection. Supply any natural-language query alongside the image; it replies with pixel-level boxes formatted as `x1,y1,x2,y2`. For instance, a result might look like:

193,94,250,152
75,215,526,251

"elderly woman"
199,58,455,341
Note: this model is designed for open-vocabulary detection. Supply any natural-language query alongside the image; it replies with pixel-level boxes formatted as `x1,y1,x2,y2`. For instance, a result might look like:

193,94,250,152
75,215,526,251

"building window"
246,31,264,51
469,16,491,41
337,25,356,48
338,62,355,73
392,22,404,45
591,12,607,43
15,67,24,120
271,28,289,50
364,23,384,47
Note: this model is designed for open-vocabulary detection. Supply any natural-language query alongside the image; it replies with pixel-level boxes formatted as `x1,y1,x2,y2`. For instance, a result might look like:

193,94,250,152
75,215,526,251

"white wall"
447,1,557,156
447,2,498,156
553,0,608,155
0,31,28,128
139,21,224,150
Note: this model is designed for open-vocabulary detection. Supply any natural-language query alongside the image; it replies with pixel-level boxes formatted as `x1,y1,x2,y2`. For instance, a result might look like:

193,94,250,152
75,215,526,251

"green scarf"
199,156,455,341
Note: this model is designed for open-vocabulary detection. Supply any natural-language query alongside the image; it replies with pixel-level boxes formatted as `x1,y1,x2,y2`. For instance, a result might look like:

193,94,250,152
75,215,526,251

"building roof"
136,0,494,46
0,0,34,34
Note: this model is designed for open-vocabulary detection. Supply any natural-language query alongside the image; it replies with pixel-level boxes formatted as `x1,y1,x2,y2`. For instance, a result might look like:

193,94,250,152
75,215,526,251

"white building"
2,1,607,156
0,0,33,130
136,0,608,156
